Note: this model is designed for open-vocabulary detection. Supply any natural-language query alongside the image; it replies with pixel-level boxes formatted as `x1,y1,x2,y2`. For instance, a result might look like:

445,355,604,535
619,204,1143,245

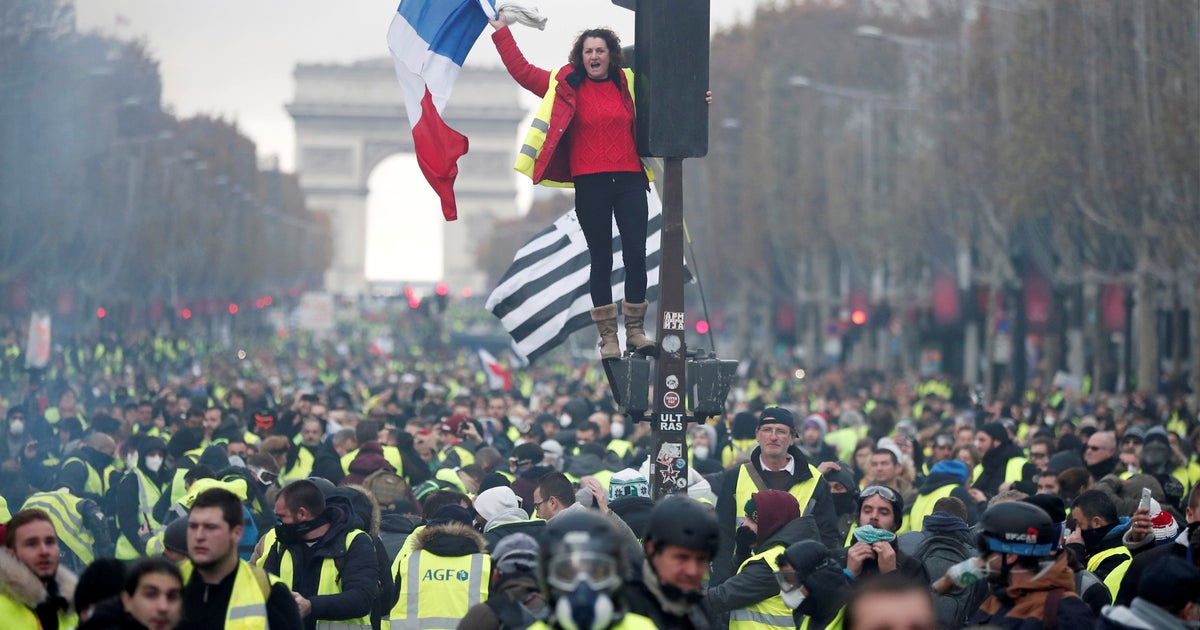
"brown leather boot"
590,303,621,360
622,299,655,351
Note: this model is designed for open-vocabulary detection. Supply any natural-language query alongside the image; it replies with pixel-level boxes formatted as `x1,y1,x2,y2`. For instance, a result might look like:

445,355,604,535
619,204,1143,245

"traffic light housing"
686,356,737,417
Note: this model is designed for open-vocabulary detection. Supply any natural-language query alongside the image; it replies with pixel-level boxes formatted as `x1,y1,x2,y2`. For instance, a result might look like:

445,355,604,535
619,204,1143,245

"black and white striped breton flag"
486,184,676,363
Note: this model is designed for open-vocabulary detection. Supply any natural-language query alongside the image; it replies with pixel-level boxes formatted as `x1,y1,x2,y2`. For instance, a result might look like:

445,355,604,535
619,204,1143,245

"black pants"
574,171,648,307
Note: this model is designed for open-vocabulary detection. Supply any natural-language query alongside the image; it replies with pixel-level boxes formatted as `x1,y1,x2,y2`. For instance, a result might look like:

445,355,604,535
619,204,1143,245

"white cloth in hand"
496,0,548,30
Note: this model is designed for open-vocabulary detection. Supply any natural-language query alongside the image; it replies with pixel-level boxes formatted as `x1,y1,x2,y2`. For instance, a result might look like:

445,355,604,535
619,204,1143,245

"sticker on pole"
663,391,680,409
663,311,685,331
665,374,679,390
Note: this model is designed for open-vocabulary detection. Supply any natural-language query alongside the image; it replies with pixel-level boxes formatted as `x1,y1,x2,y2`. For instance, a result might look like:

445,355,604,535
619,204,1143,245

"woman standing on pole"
488,13,655,360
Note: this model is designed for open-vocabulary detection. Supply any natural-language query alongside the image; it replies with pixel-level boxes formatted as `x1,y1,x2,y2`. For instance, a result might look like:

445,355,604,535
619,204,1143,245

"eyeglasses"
1086,445,1108,452
1029,451,1048,459
860,485,900,502
532,497,551,511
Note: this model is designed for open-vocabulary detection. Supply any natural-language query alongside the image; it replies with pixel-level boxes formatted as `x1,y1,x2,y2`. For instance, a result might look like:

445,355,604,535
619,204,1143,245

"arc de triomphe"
287,59,527,294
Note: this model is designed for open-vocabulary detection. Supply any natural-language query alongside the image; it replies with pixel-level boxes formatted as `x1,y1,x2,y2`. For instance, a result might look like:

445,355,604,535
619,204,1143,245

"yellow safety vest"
606,439,634,459
734,463,821,526
340,445,405,475
731,545,793,630
1087,545,1132,602
281,447,315,483
0,495,8,522
972,456,1029,486
116,467,164,559
21,490,95,566
61,455,106,497
722,439,759,469
514,67,654,187
436,445,475,469
180,559,276,630
389,549,490,629
900,483,958,534
275,529,373,630
0,589,77,630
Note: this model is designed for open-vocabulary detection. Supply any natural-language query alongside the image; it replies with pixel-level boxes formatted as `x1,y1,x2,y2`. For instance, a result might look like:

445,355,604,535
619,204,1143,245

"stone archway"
288,58,526,294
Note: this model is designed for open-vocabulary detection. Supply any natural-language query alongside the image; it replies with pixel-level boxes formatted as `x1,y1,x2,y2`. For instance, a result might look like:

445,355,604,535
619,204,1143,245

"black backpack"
913,534,988,629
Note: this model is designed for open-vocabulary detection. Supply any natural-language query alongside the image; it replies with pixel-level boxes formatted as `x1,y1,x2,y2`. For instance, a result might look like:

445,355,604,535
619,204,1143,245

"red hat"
439,414,469,435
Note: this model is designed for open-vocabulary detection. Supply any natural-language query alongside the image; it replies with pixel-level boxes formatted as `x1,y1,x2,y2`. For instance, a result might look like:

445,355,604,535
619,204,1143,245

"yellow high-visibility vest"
900,483,958,534
61,455,106,497
116,467,163,559
389,549,490,630
180,558,277,630
22,489,94,566
1087,545,1132,602
734,462,821,526
730,545,793,630
275,529,373,630
514,67,654,187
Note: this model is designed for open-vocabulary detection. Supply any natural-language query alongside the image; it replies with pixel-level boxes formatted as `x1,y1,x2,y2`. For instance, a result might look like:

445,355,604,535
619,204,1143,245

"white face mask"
144,455,164,473
125,453,139,470
9,420,24,436
781,587,806,609
559,414,572,428
693,445,710,461
610,422,625,440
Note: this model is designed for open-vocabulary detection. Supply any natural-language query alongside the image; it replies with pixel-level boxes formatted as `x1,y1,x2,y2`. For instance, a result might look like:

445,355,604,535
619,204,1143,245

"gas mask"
555,584,615,630
548,551,621,630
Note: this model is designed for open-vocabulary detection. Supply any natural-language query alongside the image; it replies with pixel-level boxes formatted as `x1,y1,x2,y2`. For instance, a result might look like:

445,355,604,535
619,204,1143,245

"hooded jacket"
967,553,1096,630
311,439,347,485
379,512,421,563
58,446,114,500
343,441,395,486
705,516,820,614
0,548,78,630
458,572,547,630
262,502,379,630
914,469,979,525
973,441,1036,498
482,506,547,552
713,444,840,582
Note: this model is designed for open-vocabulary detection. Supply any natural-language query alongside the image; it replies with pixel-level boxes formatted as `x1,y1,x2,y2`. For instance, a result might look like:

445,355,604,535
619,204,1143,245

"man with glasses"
923,433,957,476
835,485,929,582
1027,436,1054,472
714,407,839,582
1085,431,1120,480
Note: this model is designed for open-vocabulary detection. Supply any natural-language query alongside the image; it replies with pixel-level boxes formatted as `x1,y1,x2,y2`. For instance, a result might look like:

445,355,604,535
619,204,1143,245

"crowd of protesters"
1,329,1199,630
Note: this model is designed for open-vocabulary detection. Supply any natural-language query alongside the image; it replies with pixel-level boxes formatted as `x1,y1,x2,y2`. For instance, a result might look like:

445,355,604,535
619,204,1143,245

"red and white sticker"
663,391,680,409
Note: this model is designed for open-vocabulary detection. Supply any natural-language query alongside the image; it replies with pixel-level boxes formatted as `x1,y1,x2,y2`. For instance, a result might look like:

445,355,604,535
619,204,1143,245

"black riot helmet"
976,501,1056,558
643,495,719,558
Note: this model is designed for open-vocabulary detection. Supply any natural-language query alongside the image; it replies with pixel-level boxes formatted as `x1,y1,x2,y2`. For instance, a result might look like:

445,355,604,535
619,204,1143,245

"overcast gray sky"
74,1,756,282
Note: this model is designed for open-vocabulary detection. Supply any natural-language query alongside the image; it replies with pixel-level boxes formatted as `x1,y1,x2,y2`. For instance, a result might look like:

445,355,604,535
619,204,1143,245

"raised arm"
489,16,551,98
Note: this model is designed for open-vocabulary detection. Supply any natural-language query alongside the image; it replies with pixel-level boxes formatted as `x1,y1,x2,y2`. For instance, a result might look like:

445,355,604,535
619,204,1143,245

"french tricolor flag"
477,347,514,391
387,0,496,222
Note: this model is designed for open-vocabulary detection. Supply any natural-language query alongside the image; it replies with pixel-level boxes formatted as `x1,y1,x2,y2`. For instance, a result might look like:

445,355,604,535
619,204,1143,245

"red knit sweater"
567,77,642,177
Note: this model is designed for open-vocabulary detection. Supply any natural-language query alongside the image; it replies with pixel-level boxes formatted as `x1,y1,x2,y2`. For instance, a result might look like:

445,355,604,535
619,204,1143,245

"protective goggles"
774,569,803,593
546,551,620,591
859,485,900,503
